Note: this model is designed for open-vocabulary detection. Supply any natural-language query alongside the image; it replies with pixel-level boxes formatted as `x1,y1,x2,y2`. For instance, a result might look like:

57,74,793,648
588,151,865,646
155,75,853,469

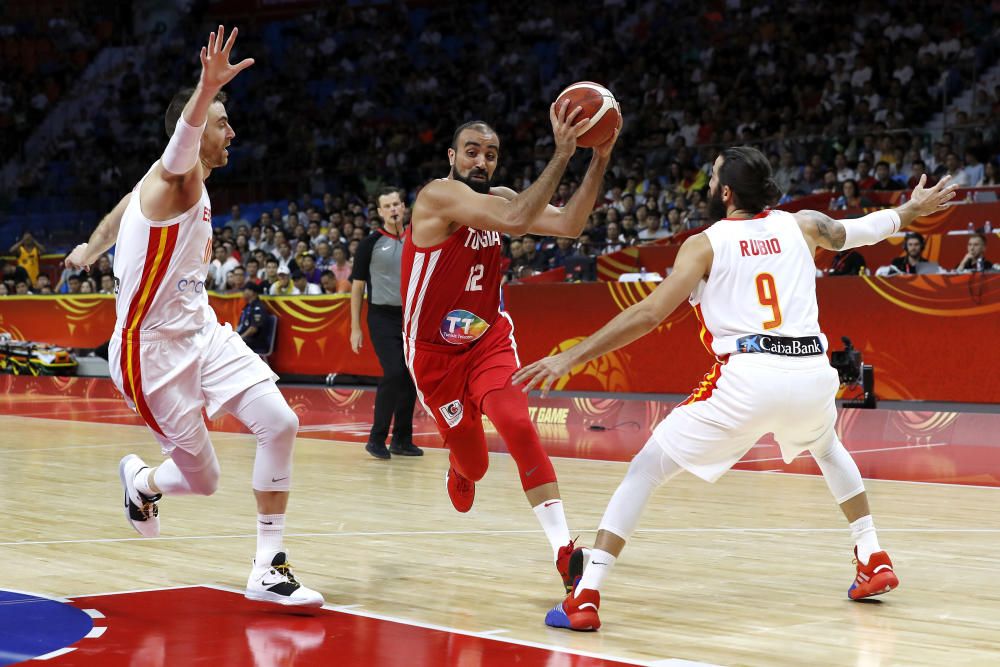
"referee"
350,187,422,459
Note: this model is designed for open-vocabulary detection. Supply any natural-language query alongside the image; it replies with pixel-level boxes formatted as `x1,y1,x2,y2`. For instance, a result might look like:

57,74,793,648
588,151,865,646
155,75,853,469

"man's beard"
707,185,728,222
452,165,492,194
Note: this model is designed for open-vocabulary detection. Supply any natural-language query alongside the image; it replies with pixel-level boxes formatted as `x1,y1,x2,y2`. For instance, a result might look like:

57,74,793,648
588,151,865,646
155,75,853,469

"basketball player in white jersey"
514,146,957,630
63,26,322,607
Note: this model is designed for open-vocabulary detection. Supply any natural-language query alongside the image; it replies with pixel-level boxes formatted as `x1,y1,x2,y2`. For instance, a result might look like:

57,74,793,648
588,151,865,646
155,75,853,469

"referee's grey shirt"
349,229,404,307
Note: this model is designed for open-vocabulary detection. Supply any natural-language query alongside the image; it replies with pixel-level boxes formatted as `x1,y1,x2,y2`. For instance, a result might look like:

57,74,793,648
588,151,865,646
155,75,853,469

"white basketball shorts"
653,353,840,482
109,321,277,453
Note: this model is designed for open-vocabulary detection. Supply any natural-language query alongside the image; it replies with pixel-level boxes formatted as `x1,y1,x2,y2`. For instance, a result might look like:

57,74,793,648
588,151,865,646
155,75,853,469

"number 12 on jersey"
755,272,783,329
466,264,484,291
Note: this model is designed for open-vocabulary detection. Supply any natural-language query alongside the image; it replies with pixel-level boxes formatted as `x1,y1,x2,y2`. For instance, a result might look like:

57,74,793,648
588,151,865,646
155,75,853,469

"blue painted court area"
0,590,93,665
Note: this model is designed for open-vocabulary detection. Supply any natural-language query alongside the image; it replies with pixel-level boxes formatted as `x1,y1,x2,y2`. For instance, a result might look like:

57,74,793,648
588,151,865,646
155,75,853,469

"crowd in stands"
0,4,130,193
3,0,1000,291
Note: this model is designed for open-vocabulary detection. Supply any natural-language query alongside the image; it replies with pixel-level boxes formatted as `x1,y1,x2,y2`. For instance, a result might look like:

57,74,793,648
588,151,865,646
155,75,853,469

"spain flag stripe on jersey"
119,224,179,436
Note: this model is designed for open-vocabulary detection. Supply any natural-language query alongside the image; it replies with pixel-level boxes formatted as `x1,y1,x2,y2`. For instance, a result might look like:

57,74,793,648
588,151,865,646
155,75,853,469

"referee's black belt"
735,334,824,357
369,303,403,314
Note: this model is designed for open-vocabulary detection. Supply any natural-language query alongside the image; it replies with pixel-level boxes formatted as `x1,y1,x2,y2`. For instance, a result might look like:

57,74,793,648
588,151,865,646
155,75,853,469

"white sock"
532,499,572,561
134,466,156,497
256,513,285,565
850,515,880,565
575,549,616,595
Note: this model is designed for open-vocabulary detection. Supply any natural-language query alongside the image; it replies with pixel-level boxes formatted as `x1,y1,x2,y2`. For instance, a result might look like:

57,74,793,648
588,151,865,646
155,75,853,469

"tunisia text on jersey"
402,226,504,347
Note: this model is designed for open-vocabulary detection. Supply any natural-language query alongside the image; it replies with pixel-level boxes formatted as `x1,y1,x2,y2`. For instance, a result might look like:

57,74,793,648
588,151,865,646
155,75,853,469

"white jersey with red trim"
689,209,827,357
113,165,216,337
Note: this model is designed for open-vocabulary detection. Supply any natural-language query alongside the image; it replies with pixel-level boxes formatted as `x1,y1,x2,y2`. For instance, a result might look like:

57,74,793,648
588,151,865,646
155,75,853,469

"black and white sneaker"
245,552,325,607
118,454,161,537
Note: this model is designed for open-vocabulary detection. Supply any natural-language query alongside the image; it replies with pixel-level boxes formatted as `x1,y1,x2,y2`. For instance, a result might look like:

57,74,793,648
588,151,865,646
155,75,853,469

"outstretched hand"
510,351,577,397
199,25,254,91
907,174,958,218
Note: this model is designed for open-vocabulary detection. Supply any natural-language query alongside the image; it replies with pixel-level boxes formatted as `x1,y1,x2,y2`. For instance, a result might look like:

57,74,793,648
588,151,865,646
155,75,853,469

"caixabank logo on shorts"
439,399,463,427
439,309,489,345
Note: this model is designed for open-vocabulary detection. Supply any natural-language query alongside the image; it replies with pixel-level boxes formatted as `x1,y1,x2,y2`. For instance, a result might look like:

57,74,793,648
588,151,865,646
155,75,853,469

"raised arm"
142,25,254,220
526,128,619,238
512,233,713,396
8,234,25,253
412,101,587,239
63,192,131,271
796,174,958,253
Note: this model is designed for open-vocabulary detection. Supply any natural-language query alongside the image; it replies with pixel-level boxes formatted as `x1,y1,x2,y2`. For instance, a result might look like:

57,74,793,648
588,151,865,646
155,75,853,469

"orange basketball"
555,81,622,148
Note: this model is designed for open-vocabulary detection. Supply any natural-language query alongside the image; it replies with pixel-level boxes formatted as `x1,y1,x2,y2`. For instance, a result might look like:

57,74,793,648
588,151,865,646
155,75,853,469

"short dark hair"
451,120,497,149
717,146,782,214
905,231,926,249
377,186,402,205
165,87,227,137
875,161,890,170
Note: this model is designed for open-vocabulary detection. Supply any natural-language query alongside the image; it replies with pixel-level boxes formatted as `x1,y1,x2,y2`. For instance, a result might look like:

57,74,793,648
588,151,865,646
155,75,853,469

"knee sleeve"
164,445,221,496
811,436,865,504
225,381,298,492
152,412,220,496
445,417,489,482
598,438,683,541
482,382,555,491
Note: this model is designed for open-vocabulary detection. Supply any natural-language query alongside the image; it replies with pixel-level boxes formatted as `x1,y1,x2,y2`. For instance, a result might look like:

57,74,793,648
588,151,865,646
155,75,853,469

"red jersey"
402,225,505,347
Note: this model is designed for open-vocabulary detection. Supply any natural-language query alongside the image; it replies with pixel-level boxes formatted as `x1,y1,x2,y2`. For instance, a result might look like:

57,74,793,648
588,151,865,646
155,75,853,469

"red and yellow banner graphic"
1,274,997,402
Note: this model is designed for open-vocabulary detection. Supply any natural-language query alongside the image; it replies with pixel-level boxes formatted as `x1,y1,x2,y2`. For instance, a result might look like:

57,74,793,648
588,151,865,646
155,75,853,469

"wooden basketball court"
2,380,999,666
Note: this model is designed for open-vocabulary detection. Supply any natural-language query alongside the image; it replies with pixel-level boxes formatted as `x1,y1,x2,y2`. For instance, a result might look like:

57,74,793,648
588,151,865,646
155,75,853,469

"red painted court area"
34,586,634,666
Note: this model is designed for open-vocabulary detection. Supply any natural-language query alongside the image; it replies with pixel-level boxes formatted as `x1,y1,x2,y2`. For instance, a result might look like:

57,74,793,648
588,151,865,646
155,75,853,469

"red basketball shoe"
556,538,590,593
545,588,601,631
848,548,899,600
445,466,475,513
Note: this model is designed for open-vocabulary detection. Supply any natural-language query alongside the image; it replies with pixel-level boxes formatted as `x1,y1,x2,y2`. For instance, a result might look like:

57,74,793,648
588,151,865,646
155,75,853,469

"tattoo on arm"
814,213,846,250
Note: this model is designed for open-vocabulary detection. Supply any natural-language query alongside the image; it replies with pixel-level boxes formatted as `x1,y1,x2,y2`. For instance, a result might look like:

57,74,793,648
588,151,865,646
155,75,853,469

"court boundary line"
66,584,203,599
203,583,661,666
6,525,1000,548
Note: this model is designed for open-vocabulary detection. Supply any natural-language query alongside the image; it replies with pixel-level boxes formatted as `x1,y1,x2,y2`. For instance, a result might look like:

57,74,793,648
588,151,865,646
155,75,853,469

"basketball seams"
555,81,620,147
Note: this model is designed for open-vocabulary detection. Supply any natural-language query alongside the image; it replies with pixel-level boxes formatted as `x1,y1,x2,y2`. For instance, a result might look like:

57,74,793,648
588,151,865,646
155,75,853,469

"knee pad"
812,437,865,504
226,382,298,492
482,383,556,490
597,438,683,539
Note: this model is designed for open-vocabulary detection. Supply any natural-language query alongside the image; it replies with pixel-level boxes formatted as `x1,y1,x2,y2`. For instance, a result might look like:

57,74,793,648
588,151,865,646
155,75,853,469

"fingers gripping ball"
555,82,622,148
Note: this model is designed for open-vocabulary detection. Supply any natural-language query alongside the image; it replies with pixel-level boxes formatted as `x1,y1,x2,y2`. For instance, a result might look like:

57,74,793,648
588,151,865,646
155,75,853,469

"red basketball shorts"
405,312,520,436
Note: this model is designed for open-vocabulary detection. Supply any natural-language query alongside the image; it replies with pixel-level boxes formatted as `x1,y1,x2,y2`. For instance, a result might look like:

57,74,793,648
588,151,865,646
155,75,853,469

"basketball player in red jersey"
64,26,322,606
402,103,618,591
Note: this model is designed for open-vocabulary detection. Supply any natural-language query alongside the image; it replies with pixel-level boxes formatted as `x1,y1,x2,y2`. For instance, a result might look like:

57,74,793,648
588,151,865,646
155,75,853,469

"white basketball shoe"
118,454,161,537
246,552,325,607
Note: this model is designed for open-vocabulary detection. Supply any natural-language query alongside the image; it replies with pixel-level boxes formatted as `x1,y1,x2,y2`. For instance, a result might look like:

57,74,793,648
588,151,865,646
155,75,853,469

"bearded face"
451,163,492,194
707,181,728,222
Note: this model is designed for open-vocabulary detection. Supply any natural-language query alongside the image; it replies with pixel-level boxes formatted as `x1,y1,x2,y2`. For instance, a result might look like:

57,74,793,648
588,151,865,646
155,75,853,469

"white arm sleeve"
841,209,901,249
161,116,207,175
